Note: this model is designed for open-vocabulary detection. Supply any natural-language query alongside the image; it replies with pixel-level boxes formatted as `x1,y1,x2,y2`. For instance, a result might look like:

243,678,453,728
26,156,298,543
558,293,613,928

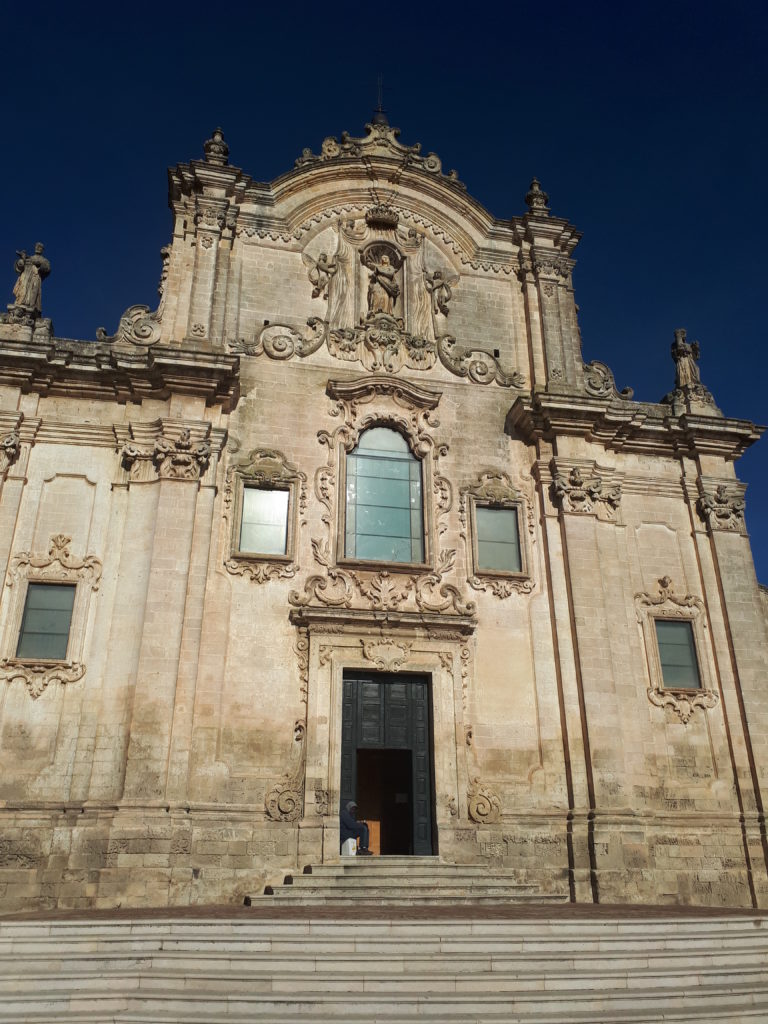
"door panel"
341,672,433,856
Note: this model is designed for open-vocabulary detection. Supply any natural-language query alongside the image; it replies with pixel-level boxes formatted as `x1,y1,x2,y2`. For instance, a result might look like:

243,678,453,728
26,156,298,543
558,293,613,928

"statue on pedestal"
11,243,50,314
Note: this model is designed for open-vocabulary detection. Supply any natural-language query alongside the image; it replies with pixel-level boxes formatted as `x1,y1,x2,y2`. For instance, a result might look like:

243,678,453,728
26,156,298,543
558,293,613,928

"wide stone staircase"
246,855,569,906
1,910,768,1021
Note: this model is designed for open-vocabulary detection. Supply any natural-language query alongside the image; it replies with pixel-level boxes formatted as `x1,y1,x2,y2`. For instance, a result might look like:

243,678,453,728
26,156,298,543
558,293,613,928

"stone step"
249,891,569,905
272,876,541,891
0,979,767,1022
287,869,540,885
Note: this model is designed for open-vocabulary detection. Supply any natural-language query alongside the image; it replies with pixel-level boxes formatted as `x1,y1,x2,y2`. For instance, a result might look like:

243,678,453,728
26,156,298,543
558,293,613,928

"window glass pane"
655,620,701,689
16,583,75,660
240,488,289,555
476,507,522,572
345,427,424,563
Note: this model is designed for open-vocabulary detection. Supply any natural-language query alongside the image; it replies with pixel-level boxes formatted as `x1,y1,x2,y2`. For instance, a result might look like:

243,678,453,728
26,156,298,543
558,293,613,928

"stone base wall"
0,807,762,913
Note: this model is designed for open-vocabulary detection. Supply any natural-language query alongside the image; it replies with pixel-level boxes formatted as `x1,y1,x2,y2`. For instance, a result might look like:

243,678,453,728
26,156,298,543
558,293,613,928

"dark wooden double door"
341,672,434,856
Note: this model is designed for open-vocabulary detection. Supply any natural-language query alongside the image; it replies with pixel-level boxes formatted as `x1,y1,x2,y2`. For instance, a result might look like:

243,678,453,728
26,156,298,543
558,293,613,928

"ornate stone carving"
1,535,102,699
424,268,457,316
96,247,169,346
647,686,718,725
362,242,402,317
635,577,718,724
9,243,50,317
264,720,306,822
467,777,501,824
525,178,550,216
460,471,535,598
551,464,621,518
0,660,85,700
0,430,20,477
288,378,476,619
302,250,338,300
697,484,746,533
360,638,412,672
203,126,229,166
223,447,306,584
314,785,329,815
661,329,717,411
122,427,211,481
232,314,524,388
294,120,465,191
583,360,634,401
8,534,102,589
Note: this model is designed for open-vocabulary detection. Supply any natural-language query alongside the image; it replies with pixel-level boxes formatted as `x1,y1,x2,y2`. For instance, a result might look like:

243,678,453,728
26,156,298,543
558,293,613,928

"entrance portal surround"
289,609,475,865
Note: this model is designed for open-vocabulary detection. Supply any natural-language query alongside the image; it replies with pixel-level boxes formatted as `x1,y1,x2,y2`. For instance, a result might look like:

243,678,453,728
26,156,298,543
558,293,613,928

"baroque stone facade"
0,119,766,912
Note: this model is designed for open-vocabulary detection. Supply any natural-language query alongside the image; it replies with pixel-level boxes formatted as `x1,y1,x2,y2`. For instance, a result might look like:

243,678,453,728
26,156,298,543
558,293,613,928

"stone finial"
525,178,550,216
204,127,229,166
371,104,389,127
10,242,50,317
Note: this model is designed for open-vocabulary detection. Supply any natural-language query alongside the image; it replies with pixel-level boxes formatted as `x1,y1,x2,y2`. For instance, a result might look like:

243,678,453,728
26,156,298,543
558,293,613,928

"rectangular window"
476,506,522,573
655,620,701,689
239,487,289,556
16,582,76,660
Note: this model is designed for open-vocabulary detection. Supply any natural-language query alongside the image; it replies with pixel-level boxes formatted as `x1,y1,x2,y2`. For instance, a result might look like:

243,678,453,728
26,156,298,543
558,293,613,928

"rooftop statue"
11,243,50,314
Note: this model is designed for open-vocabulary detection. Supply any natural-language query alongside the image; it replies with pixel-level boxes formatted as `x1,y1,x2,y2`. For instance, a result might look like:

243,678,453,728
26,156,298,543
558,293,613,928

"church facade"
0,120,766,912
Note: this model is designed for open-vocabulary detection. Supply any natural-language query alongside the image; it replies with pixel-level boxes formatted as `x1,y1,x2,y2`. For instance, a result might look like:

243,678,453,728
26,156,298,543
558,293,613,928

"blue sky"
3,0,767,581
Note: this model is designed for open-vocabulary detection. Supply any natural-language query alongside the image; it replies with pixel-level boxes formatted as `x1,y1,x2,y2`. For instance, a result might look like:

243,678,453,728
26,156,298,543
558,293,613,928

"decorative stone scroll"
122,427,211,481
96,247,169,347
294,119,466,191
360,638,412,672
551,463,622,519
264,720,306,822
231,317,524,389
223,448,307,584
459,471,535,598
635,576,719,724
697,484,746,534
583,360,634,401
288,376,476,619
467,776,502,824
0,535,102,699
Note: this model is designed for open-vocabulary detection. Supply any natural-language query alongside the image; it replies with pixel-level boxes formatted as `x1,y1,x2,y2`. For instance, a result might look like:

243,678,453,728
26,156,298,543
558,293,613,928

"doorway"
341,671,435,856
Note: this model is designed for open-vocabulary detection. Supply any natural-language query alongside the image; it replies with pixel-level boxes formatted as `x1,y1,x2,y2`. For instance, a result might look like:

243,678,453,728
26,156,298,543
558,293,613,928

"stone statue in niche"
11,243,50,313
362,243,403,317
302,251,338,300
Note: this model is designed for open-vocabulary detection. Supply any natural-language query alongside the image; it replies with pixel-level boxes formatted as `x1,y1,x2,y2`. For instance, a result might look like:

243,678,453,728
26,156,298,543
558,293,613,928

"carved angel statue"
424,268,458,316
671,328,701,389
12,242,50,313
302,250,338,300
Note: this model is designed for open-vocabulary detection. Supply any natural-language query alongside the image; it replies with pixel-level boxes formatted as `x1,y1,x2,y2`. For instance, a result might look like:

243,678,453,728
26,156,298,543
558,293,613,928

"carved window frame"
224,448,306,583
460,472,534,597
634,576,718,724
0,534,102,699
336,421,434,574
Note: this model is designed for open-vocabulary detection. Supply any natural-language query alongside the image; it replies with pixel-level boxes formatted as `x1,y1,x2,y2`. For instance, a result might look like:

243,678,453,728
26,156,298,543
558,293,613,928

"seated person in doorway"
340,801,373,855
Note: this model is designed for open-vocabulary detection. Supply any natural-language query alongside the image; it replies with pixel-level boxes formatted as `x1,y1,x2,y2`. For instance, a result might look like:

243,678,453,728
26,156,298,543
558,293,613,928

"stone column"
186,198,229,344
120,421,214,801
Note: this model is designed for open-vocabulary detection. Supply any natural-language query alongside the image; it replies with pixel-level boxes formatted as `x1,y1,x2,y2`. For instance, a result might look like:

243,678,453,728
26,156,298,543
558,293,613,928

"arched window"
345,427,424,564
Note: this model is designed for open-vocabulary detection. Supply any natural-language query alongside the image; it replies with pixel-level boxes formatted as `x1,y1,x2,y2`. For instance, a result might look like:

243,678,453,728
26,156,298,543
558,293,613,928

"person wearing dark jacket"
339,800,372,854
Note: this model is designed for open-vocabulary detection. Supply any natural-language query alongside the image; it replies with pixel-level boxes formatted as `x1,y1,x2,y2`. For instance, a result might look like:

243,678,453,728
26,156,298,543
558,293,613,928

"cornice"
0,331,240,412
506,390,763,461
288,606,476,637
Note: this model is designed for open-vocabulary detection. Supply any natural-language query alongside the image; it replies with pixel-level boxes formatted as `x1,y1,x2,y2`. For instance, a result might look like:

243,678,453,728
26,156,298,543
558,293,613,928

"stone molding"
288,377,475,620
117,420,224,485
223,447,307,584
0,535,102,699
634,576,718,724
550,461,622,520
459,470,535,598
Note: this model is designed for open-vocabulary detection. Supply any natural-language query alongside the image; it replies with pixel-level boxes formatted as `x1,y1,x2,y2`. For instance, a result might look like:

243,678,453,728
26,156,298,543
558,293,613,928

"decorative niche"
0,534,102,699
634,575,718,724
224,448,307,584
